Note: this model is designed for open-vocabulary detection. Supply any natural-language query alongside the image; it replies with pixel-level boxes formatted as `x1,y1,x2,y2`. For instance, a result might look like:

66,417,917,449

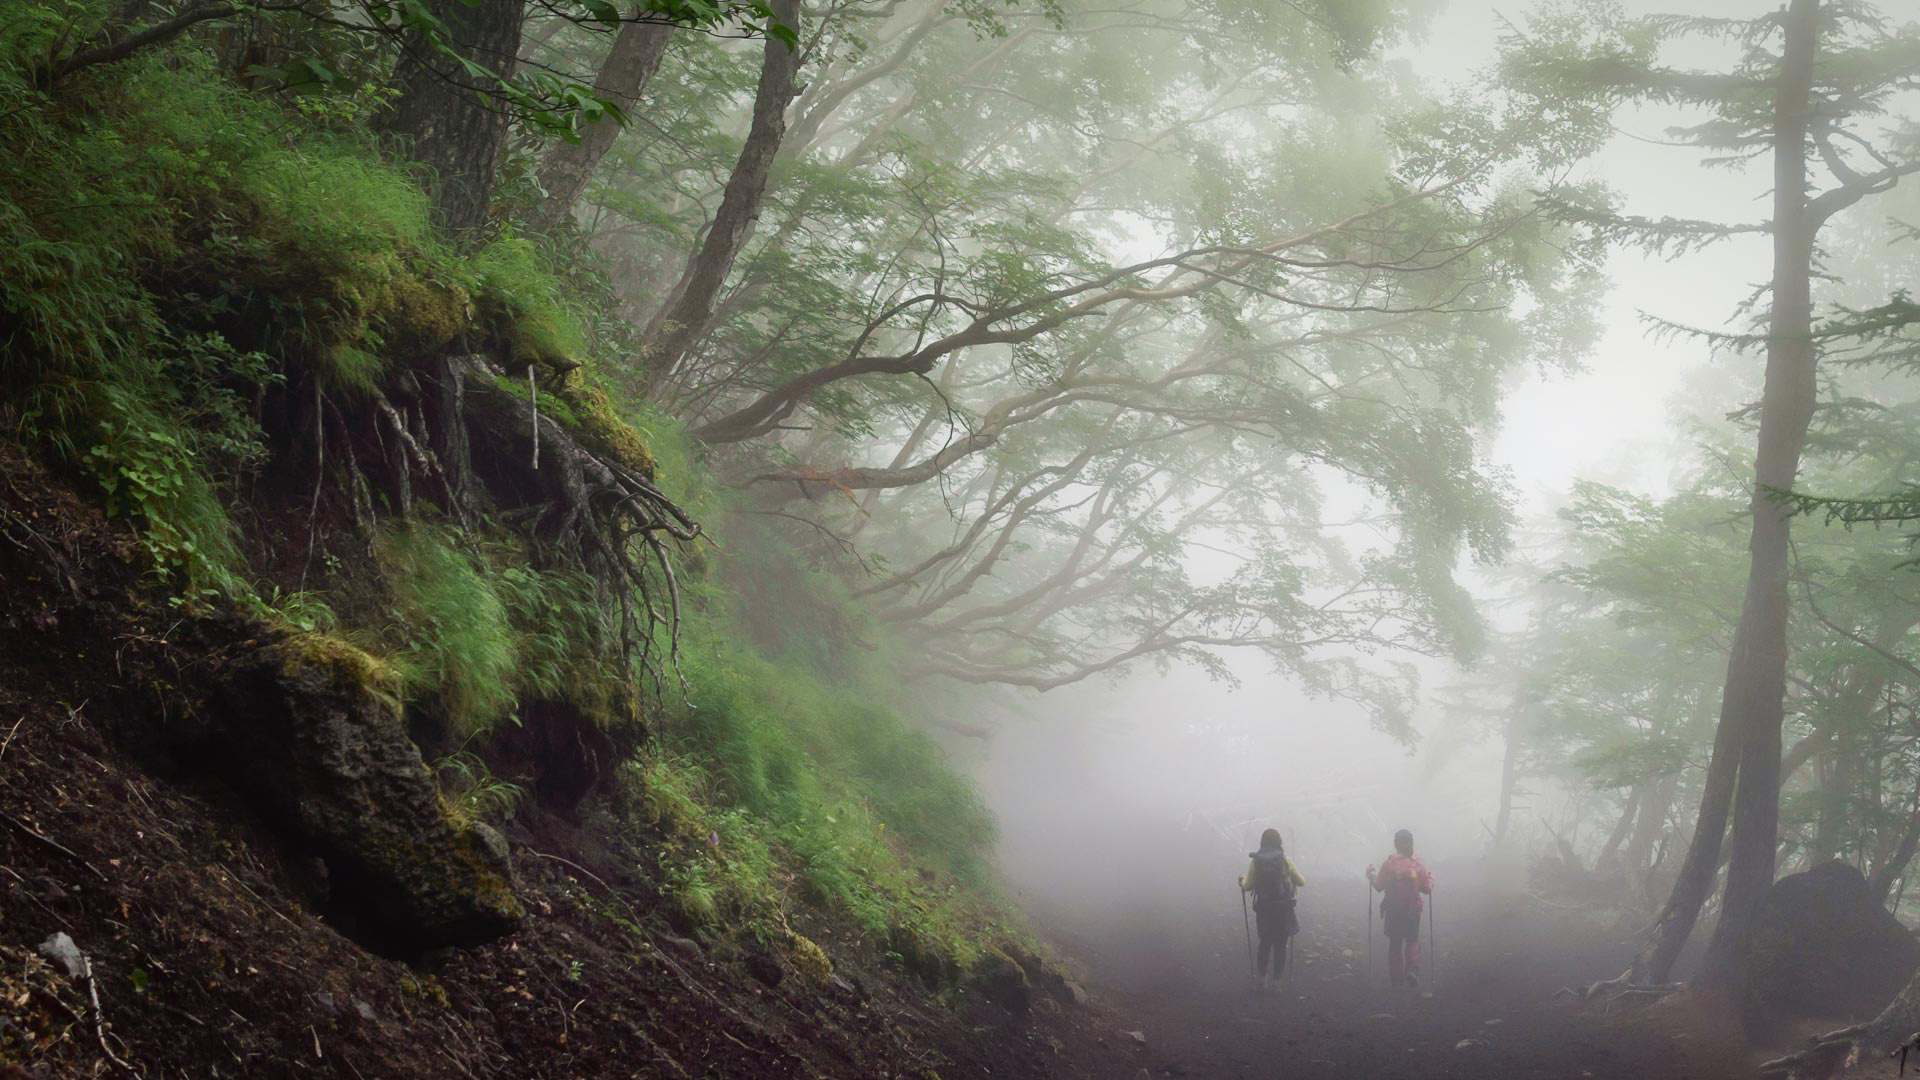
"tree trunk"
1597,787,1642,875
642,0,803,389
1494,707,1521,847
1625,772,1678,902
1632,691,1743,982
526,20,675,234
1695,0,1821,996
383,0,528,238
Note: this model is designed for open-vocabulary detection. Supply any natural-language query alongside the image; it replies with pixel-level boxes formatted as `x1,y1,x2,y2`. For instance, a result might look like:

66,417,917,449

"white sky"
1414,0,1774,509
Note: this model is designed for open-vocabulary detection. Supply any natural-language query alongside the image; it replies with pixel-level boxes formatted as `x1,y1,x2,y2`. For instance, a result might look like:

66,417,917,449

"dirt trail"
1043,861,1757,1080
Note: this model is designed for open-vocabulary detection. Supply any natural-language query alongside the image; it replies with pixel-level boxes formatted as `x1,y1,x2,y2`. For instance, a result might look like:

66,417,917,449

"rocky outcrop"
1746,861,1920,1024
206,629,523,951
968,948,1033,1016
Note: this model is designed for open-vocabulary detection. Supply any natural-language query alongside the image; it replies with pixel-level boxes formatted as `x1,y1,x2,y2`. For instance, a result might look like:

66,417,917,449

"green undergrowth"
627,424,1015,978
0,20,637,598
0,4,1028,991
373,522,625,737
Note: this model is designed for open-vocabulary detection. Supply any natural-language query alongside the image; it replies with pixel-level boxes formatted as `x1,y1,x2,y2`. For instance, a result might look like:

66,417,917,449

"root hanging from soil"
437,355,702,687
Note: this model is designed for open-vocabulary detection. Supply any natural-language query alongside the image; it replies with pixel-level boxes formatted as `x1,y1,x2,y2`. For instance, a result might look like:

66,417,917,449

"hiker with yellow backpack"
1237,828,1305,992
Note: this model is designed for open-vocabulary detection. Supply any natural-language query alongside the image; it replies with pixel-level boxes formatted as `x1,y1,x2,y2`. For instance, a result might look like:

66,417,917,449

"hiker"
1238,827,1305,991
1367,828,1432,988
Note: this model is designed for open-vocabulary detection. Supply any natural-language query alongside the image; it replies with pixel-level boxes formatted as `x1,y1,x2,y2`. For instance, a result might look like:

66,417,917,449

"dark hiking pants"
1255,901,1297,979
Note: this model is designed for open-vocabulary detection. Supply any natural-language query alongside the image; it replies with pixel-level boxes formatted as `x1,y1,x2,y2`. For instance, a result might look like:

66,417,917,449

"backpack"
1248,847,1296,909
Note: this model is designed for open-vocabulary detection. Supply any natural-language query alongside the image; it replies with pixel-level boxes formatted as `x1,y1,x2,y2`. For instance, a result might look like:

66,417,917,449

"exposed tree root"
449,355,702,689
1759,1023,1920,1080
1552,969,1682,1009
291,350,705,698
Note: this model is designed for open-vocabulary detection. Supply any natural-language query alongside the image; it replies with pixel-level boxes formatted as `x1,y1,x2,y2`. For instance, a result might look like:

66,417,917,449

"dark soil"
0,442,1148,1080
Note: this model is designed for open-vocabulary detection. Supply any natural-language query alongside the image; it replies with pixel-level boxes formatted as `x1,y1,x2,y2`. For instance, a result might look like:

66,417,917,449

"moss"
270,629,400,700
556,380,657,479
374,274,471,355
789,933,833,985
490,374,583,428
503,323,547,372
399,974,450,1008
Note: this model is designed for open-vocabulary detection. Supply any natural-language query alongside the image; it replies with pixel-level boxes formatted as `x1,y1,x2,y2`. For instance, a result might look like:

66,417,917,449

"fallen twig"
2,811,109,881
527,850,611,893
0,714,24,762
71,939,140,1075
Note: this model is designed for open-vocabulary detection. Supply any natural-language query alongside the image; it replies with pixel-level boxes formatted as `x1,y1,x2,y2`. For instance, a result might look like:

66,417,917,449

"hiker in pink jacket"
1367,829,1432,988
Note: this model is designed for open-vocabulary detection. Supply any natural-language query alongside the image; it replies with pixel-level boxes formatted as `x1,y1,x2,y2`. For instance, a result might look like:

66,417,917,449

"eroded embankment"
0,443,1147,1080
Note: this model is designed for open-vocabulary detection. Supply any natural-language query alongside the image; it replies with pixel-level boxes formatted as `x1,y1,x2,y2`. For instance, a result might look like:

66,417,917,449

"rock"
1123,1030,1147,1047
788,933,833,984
1455,1038,1488,1051
1061,979,1090,1007
1484,1018,1503,1026
828,973,862,999
658,934,703,962
1746,861,1920,1024
352,999,376,1022
743,952,784,988
208,631,523,951
36,932,84,979
1009,946,1085,1007
968,948,1032,1016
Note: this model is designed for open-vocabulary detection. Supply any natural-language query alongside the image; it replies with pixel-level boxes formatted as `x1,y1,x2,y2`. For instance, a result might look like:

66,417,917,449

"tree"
383,0,531,236
527,19,677,233
639,0,805,384
1505,0,1920,995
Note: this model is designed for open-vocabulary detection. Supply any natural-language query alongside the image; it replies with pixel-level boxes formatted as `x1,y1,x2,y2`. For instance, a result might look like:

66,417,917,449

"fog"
948,0,1919,1026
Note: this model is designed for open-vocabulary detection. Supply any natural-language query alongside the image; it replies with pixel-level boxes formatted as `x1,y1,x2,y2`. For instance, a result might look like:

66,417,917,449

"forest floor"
1037,862,1776,1080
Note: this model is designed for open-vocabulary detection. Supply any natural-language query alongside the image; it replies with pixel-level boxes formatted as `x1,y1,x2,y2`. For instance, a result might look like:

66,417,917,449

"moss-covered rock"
374,274,471,356
209,628,524,951
966,947,1032,1016
888,921,960,988
789,933,833,985
556,380,657,479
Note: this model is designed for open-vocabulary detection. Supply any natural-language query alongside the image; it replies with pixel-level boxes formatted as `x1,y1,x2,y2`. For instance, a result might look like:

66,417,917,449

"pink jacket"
1373,852,1432,914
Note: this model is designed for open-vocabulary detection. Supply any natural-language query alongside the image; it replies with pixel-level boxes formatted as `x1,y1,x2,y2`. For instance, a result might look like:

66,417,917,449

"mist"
7,0,1920,1077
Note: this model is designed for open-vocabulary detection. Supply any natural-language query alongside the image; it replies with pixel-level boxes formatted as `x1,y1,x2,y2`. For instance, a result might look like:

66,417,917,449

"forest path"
1044,863,1759,1079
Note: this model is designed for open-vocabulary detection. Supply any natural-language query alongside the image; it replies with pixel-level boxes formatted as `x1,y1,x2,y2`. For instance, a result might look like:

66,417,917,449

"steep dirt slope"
0,443,1148,1080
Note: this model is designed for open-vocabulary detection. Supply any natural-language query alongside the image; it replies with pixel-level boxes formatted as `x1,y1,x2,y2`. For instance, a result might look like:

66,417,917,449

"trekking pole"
1364,879,1372,986
1241,886,1255,975
1427,892,1437,988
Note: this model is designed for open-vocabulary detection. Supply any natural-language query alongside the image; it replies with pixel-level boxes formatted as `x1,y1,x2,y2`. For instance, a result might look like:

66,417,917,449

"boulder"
1008,946,1087,1008
1746,861,1920,1024
210,630,523,951
969,948,1033,1016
